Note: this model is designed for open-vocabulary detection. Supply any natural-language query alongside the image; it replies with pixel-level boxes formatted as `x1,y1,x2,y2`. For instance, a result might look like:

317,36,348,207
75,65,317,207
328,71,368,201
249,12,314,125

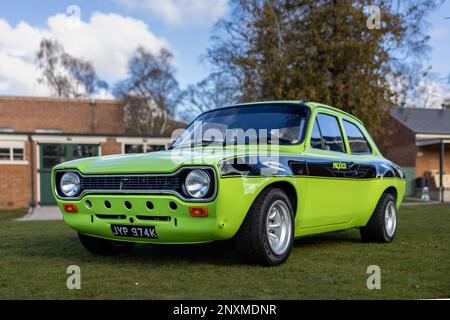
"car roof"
305,101,364,125
212,100,364,125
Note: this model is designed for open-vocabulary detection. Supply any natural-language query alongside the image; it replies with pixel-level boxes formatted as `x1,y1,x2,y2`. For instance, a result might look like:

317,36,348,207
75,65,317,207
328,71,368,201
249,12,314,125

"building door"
39,144,98,205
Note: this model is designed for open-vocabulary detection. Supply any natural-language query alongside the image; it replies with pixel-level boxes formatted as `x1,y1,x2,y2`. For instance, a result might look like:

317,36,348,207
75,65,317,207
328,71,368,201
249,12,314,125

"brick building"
0,96,177,209
380,107,450,201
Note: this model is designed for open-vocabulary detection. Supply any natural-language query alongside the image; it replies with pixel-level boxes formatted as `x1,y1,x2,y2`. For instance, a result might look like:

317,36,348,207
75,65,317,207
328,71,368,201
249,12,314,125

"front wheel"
360,193,397,243
236,188,295,266
78,233,135,255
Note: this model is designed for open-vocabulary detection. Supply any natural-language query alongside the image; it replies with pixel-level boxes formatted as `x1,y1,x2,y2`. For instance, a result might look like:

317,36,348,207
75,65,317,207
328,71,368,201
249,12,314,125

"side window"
310,119,323,149
343,120,372,154
311,113,346,153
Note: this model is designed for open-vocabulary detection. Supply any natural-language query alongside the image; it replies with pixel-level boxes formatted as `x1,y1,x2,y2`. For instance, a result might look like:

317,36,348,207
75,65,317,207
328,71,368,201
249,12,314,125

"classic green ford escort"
53,101,405,266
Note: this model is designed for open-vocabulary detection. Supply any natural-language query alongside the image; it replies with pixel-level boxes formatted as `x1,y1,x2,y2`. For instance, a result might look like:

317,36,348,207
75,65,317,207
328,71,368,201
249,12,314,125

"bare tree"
181,72,238,121
442,74,450,109
114,47,181,135
36,38,108,98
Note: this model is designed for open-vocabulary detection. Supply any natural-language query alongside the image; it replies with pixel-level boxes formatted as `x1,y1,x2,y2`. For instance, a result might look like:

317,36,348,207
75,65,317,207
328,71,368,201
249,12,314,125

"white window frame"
0,141,28,165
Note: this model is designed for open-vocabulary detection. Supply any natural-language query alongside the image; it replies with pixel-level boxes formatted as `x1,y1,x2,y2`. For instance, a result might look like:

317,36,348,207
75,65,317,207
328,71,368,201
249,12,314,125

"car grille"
54,167,216,201
80,175,181,191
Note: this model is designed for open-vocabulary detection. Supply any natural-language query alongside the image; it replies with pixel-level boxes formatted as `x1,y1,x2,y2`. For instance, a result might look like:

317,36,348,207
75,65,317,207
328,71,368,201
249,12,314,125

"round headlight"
185,170,211,198
60,172,81,197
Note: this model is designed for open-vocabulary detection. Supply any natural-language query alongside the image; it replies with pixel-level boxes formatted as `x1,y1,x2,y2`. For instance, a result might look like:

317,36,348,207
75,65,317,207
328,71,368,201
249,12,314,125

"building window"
125,144,144,154
0,148,10,160
124,143,165,154
0,142,26,164
13,148,24,160
146,145,165,152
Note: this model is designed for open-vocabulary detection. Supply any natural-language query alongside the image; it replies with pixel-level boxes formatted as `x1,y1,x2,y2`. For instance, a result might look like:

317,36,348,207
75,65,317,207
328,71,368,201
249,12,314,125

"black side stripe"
219,156,405,179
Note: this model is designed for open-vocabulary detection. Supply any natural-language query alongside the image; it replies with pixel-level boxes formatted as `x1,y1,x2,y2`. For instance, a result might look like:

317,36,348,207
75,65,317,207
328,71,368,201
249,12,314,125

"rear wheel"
78,233,135,255
236,188,294,266
360,193,397,243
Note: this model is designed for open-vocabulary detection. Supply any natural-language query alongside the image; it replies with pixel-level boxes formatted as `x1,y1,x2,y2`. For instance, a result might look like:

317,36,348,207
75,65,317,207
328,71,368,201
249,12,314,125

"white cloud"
414,80,449,109
115,0,229,26
0,12,169,96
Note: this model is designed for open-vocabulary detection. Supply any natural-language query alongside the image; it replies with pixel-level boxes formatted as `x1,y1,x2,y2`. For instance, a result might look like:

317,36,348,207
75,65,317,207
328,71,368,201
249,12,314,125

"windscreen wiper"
171,139,225,149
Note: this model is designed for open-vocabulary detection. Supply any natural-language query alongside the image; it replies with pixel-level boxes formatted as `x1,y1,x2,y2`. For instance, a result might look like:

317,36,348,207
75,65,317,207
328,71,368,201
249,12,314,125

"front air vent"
136,215,171,222
95,214,126,220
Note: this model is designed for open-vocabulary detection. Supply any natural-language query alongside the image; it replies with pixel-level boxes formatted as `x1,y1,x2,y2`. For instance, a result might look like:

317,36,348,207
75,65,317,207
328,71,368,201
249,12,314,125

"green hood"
54,149,224,174
54,145,300,174
55,146,301,174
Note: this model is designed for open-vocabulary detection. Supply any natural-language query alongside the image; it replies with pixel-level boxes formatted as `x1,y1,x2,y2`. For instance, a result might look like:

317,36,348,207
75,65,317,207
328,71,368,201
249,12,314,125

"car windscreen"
171,104,310,148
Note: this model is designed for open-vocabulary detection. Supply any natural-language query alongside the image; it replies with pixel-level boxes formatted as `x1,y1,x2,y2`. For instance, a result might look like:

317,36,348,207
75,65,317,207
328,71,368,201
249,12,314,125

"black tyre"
360,193,397,243
236,188,295,266
78,233,135,255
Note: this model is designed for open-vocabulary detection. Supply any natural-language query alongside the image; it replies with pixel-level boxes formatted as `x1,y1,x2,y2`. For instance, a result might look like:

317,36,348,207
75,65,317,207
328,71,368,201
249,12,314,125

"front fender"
213,176,302,239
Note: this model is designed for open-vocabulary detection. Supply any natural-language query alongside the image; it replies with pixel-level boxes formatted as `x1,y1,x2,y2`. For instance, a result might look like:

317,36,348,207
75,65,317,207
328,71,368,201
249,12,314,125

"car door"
340,118,378,216
300,112,361,228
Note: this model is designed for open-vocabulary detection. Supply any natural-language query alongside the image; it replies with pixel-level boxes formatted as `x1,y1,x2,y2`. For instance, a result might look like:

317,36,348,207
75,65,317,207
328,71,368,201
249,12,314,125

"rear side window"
343,120,372,154
311,113,346,153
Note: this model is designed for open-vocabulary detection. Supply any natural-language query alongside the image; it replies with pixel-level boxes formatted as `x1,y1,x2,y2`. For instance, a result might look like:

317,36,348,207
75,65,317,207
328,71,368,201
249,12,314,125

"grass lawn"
0,208,28,221
0,205,449,299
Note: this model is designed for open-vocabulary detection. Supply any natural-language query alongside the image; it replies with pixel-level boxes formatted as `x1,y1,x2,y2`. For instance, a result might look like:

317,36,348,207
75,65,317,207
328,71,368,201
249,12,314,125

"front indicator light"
63,203,78,213
189,206,208,217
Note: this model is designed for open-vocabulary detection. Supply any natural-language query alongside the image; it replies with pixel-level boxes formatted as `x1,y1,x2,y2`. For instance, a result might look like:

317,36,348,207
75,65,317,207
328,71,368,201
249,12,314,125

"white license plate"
111,225,158,239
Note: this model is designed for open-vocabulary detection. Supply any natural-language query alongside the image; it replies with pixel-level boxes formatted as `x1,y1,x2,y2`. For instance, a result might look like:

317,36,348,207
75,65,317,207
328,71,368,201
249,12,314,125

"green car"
52,101,405,266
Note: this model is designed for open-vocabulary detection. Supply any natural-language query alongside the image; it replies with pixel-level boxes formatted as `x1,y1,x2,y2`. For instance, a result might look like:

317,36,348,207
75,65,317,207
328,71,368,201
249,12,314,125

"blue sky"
427,0,450,79
0,0,448,101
